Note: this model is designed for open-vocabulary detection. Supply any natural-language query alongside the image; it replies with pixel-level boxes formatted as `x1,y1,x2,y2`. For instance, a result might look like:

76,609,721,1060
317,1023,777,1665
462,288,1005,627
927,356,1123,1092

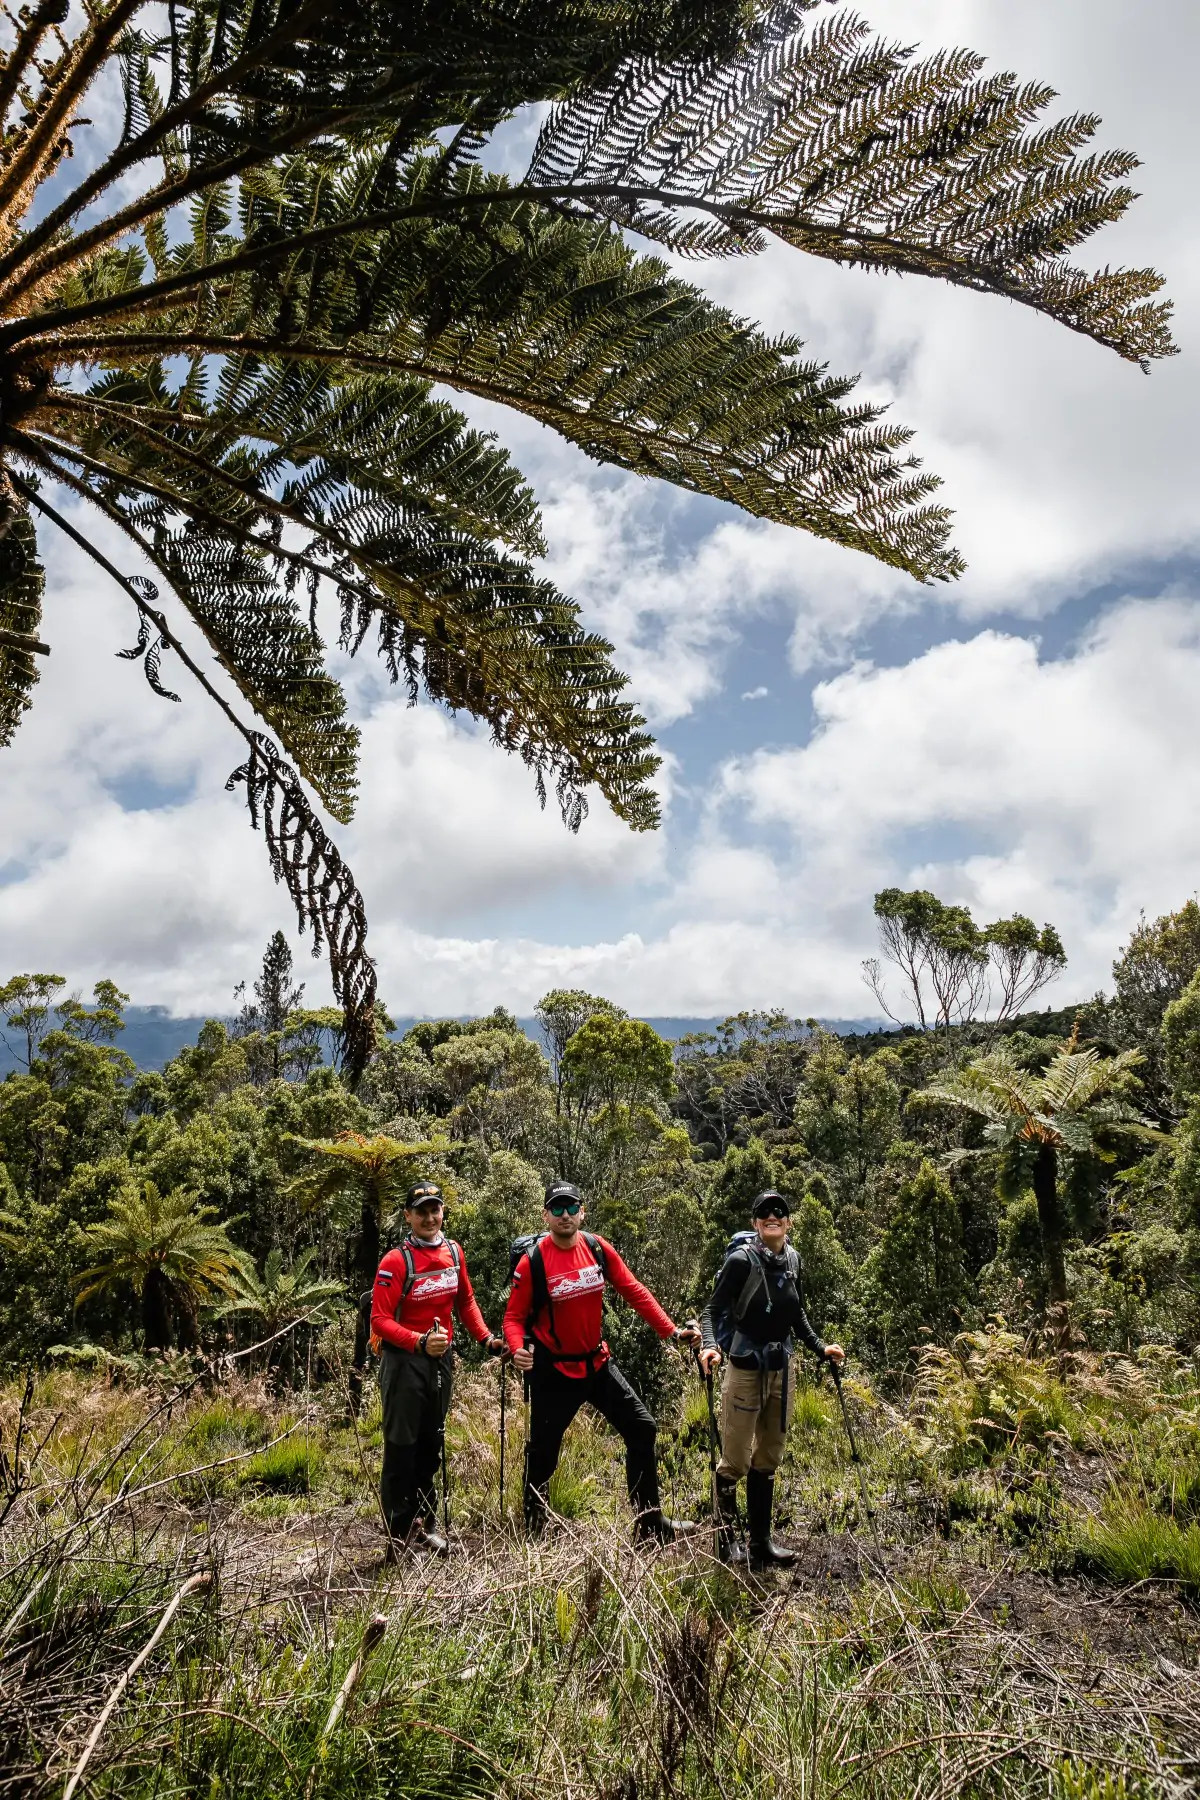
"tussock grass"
1077,1500,1200,1593
240,1437,326,1492
4,1348,1200,1796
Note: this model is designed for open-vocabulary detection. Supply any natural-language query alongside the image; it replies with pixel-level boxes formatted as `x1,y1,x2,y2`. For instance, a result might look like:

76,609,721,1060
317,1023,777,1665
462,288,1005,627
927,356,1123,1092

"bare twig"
62,1569,212,1800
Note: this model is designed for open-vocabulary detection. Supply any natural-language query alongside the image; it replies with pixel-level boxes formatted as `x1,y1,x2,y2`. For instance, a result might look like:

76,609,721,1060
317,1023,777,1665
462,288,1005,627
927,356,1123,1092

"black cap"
752,1190,791,1219
545,1181,583,1207
405,1180,442,1208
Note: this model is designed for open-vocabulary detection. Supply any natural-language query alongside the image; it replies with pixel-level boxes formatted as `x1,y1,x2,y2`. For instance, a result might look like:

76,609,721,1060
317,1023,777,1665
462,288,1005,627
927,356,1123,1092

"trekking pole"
434,1317,450,1542
692,1347,721,1524
498,1353,508,1520
522,1334,533,1525
830,1360,882,1554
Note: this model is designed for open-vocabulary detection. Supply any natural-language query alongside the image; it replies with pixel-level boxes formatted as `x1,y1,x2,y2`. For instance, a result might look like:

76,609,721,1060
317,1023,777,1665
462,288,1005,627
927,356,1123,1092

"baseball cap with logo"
405,1180,443,1211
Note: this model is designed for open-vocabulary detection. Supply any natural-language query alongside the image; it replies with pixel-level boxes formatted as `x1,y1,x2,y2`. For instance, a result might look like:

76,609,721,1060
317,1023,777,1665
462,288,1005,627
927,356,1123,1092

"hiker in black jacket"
699,1190,844,1569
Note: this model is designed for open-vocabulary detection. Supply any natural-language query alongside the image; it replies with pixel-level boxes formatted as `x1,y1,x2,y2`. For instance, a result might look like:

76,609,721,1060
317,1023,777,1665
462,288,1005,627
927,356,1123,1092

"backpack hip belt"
536,1339,607,1374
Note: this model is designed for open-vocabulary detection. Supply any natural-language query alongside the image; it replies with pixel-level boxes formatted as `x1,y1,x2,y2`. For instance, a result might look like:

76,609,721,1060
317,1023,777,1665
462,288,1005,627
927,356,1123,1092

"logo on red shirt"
547,1263,605,1302
411,1264,459,1302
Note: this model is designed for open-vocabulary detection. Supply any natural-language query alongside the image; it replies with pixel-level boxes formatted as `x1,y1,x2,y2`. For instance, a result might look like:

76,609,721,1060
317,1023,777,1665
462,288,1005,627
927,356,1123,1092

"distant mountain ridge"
0,1005,895,1073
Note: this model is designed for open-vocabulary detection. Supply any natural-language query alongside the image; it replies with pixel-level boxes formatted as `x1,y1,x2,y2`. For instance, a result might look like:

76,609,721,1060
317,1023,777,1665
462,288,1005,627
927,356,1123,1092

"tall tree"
233,931,305,1080
1111,902,1200,1106
854,1158,967,1368
864,890,1065,1039
793,1031,901,1209
0,2,1172,1072
922,1031,1157,1330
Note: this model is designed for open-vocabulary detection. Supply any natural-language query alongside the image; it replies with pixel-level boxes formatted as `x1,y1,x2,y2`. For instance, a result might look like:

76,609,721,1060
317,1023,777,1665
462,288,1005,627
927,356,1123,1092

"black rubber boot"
416,1486,449,1556
634,1509,697,1545
746,1469,796,1570
714,1474,746,1564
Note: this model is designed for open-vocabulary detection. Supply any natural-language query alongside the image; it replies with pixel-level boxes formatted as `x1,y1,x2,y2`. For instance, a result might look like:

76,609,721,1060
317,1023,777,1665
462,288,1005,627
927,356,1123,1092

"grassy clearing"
3,1335,1200,1796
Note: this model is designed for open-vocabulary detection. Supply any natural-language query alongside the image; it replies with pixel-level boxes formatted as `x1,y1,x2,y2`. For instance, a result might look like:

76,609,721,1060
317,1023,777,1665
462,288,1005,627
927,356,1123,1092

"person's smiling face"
405,1198,444,1242
754,1212,790,1253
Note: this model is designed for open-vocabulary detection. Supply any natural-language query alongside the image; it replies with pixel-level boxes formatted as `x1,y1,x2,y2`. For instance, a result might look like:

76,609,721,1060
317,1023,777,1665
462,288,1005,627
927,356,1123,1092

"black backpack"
709,1231,802,1353
508,1230,609,1346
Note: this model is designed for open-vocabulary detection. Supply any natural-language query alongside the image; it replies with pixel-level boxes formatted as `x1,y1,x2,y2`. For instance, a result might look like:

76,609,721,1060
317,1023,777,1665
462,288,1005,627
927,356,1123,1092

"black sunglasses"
757,1206,788,1220
548,1199,582,1217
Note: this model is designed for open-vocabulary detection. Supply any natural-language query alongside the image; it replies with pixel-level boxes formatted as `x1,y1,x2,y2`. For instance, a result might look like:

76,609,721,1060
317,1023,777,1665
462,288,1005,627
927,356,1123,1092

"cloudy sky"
2,0,1198,1023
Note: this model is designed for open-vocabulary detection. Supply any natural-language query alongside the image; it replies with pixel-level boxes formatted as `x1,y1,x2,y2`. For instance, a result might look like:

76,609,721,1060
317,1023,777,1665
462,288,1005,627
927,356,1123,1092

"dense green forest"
4,889,1198,1384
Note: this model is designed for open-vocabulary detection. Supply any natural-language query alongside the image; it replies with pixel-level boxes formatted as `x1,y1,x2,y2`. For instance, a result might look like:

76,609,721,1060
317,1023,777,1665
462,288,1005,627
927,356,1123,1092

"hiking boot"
746,1469,796,1570
715,1474,746,1565
415,1521,450,1557
635,1510,697,1545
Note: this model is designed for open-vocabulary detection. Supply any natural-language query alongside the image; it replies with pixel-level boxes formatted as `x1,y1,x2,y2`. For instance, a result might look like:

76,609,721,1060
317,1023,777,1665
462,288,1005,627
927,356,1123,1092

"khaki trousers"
716,1361,791,1479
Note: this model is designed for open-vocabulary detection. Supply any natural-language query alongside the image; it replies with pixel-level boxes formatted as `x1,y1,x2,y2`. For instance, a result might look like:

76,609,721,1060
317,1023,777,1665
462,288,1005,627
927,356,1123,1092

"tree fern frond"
26,351,658,831
0,503,45,746
529,8,1175,365
225,732,377,1081
25,422,361,821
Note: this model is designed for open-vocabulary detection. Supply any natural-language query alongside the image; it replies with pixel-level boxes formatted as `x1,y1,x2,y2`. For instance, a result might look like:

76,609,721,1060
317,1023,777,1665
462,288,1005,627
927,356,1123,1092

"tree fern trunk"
347,1198,380,1416
142,1267,172,1351
1032,1142,1069,1315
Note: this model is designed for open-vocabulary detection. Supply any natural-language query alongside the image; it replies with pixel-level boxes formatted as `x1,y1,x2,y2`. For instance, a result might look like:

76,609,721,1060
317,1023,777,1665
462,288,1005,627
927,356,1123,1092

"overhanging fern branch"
116,600,182,703
226,734,377,1081
10,469,378,1081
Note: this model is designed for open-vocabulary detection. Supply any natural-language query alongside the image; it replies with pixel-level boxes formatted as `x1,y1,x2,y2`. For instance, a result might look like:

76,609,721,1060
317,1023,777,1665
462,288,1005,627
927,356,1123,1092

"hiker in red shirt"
371,1179,503,1556
505,1180,702,1542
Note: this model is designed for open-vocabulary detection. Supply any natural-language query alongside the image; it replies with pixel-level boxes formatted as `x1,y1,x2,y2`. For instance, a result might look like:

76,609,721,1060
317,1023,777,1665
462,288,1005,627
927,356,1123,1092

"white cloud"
710,596,1200,1009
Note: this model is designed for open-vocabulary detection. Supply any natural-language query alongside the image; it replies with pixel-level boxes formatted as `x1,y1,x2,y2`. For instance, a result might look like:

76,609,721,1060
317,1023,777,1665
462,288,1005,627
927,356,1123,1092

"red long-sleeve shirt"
370,1235,491,1353
503,1232,676,1378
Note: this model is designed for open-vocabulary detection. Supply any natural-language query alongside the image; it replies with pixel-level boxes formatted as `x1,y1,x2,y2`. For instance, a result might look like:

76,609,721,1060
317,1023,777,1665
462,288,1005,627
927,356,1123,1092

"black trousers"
378,1347,452,1537
524,1351,660,1529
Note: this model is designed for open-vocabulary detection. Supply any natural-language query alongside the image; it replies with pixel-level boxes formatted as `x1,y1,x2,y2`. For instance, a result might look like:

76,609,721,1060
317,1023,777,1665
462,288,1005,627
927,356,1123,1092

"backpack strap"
394,1238,462,1326
730,1243,767,1326
581,1231,608,1279
731,1241,802,1329
526,1239,550,1328
399,1236,461,1296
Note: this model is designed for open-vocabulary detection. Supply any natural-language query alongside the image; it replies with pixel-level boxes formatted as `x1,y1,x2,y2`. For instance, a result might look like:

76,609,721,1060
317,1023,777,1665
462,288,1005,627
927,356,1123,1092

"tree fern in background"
0,0,1174,1072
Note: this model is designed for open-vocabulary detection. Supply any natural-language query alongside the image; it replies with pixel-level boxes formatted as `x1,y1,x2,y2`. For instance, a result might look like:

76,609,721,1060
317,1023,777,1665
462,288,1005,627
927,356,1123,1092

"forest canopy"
3,895,1198,1388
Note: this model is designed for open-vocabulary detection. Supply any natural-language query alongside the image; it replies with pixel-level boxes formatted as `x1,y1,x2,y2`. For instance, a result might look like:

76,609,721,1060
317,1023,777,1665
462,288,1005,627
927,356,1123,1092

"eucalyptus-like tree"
0,0,1174,1071
864,889,1067,1039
